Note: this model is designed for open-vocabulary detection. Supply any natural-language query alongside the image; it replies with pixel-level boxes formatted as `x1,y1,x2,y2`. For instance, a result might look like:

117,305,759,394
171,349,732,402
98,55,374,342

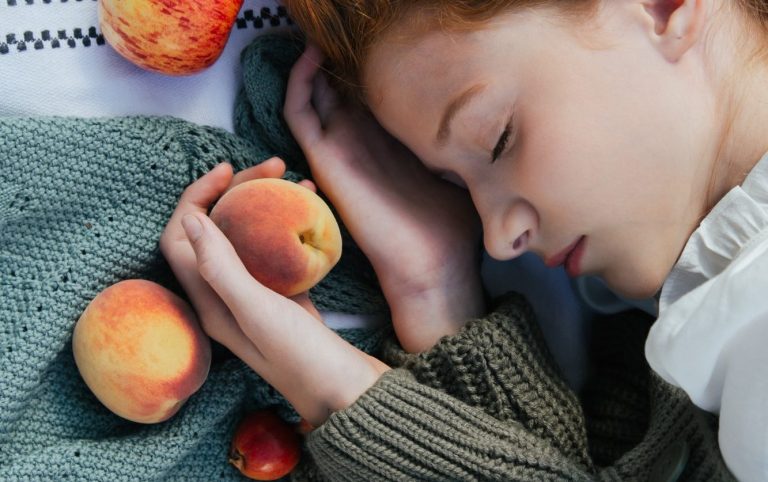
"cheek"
513,126,612,229
521,63,687,210
519,104,673,229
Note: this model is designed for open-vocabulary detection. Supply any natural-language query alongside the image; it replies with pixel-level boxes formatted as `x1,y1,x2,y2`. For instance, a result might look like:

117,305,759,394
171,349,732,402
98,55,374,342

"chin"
602,267,665,300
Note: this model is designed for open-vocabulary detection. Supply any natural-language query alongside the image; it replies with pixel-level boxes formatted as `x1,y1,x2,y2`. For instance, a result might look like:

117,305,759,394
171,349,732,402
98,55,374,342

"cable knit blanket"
0,34,389,481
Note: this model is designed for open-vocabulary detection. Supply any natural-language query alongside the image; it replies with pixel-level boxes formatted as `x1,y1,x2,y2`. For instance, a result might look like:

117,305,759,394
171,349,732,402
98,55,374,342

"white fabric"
646,152,768,482
0,0,292,132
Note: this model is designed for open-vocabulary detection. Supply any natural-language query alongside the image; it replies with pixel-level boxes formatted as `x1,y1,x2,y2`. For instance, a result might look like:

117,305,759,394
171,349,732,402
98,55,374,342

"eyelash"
491,119,513,164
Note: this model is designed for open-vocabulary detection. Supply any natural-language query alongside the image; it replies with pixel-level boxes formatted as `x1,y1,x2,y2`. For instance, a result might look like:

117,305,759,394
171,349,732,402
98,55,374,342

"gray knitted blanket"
0,34,389,481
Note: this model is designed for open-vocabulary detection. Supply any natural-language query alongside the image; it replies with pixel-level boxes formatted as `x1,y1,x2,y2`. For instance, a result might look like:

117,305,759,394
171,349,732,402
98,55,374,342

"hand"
160,159,389,426
284,44,486,353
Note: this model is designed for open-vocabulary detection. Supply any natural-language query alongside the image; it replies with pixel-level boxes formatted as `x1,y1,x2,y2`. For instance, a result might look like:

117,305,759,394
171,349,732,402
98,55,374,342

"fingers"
179,162,233,212
229,157,316,193
162,161,326,389
181,268,264,362
297,179,316,193
180,212,326,345
160,162,233,249
170,253,272,375
181,212,391,426
164,160,317,329
227,157,316,195
311,67,341,125
228,157,286,190
181,212,268,316
161,167,272,367
284,43,325,147
176,159,286,219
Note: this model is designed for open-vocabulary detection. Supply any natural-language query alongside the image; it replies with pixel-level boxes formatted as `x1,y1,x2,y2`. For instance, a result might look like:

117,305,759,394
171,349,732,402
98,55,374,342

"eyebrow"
436,83,486,146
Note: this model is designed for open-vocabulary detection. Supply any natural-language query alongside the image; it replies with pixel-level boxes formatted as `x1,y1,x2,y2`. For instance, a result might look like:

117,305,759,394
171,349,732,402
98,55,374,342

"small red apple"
99,0,244,75
229,409,302,480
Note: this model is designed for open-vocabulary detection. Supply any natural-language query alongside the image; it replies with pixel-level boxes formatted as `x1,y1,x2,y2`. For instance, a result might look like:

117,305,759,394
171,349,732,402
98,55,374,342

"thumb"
181,213,272,320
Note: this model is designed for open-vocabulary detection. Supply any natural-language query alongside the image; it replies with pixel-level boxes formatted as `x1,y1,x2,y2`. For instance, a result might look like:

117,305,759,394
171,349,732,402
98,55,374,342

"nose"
481,199,538,261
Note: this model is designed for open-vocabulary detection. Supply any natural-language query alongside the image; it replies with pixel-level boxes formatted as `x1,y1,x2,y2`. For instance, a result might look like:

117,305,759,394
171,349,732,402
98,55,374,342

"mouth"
544,236,587,277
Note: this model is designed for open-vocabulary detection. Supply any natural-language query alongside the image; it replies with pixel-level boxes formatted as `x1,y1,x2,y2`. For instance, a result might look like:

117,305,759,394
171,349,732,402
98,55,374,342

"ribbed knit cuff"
297,292,593,481
304,368,591,481
382,292,592,469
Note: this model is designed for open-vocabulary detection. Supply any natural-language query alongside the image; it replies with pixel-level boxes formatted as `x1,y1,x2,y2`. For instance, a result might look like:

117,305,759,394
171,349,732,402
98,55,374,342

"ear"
642,0,706,62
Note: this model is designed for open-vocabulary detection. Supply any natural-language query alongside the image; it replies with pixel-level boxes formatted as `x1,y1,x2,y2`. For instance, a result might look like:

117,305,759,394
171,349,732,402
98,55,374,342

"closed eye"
491,115,514,163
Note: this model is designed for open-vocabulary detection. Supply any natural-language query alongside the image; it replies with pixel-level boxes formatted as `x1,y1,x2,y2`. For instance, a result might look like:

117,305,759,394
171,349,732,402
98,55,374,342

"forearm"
180,210,390,427
235,307,389,427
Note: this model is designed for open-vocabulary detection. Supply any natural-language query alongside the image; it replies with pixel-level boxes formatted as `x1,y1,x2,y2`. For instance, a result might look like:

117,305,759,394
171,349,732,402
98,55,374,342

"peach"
72,279,211,424
99,0,244,75
209,178,342,297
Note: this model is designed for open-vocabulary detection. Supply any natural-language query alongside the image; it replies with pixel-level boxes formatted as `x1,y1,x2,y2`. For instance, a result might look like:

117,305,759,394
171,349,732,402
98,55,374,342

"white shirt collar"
659,152,768,311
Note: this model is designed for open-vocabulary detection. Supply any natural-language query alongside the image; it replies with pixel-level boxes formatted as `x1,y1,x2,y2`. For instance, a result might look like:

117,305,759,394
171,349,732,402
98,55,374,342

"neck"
707,7,768,210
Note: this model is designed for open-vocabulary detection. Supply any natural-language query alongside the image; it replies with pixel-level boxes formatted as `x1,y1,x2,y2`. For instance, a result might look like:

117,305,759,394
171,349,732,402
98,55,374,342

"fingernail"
182,214,203,242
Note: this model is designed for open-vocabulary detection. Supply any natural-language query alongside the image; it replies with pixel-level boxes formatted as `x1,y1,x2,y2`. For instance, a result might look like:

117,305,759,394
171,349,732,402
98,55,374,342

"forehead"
365,19,495,102
363,7,585,106
362,10,567,143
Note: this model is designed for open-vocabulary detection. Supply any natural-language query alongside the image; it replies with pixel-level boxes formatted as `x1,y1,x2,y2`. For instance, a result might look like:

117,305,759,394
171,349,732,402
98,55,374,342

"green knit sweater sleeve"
297,293,594,481
306,369,592,481
294,294,736,482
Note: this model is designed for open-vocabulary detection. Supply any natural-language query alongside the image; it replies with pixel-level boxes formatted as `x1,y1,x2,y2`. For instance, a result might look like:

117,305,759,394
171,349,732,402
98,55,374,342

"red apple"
229,409,302,480
98,0,244,75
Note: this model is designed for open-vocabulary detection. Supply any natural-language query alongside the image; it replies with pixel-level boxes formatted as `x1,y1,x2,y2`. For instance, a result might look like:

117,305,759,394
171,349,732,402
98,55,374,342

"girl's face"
364,2,718,299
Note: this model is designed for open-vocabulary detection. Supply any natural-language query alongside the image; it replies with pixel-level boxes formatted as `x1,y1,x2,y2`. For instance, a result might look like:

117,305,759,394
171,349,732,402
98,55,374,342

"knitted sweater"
295,295,734,481
0,34,733,481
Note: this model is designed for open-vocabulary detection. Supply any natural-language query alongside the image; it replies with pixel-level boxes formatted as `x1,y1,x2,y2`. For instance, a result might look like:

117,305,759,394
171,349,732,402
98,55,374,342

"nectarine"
209,178,342,297
72,279,211,423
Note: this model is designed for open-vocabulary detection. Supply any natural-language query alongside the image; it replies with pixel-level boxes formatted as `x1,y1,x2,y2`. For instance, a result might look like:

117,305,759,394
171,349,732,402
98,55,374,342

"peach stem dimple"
298,231,319,250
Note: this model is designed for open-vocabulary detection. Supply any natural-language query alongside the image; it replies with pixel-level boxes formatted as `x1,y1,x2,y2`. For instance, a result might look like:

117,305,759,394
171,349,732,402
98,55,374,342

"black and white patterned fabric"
0,0,294,131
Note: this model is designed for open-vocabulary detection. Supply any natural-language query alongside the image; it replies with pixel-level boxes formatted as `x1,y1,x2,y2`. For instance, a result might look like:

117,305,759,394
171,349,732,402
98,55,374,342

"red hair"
284,1,768,103
283,0,596,103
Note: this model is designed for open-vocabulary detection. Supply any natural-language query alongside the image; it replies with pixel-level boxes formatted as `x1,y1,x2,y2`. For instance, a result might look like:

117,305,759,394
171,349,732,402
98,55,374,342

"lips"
545,236,586,277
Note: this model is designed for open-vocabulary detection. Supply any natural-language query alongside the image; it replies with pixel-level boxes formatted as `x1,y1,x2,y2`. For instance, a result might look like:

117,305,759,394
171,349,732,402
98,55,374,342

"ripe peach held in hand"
209,178,342,297
72,279,211,424
229,409,302,480
98,0,244,75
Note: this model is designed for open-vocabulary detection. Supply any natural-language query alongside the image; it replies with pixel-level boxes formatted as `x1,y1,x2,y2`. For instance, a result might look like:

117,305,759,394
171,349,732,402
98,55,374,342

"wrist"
385,273,486,353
